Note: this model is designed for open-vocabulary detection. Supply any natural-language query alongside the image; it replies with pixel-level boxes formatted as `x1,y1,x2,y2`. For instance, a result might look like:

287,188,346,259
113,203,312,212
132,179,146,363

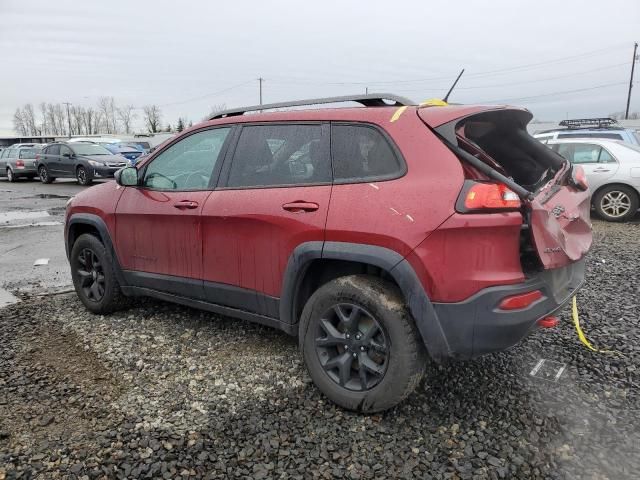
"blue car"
104,143,143,164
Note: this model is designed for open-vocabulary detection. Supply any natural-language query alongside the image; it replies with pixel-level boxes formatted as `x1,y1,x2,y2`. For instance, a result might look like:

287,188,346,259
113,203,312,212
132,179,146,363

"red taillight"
572,165,588,191
35,154,40,160
498,290,543,310
459,181,521,212
16,160,24,168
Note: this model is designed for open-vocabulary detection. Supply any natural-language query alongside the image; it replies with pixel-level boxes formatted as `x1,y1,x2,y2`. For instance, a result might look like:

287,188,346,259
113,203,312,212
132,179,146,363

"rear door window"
47,145,60,156
226,124,330,188
331,124,404,182
556,143,604,164
557,132,623,140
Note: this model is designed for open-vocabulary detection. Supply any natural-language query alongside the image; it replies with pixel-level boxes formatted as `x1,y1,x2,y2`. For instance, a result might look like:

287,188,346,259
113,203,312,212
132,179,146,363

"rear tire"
76,166,92,186
299,275,426,413
6,168,16,182
70,233,129,314
593,185,639,222
38,165,55,184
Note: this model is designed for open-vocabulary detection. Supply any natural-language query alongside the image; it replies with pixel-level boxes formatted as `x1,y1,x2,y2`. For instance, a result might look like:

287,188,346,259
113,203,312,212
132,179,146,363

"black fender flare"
65,213,127,286
280,241,451,361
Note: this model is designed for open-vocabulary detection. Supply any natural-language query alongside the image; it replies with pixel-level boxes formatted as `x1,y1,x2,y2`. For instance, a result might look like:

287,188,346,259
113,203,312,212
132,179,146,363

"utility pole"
365,87,368,95
625,42,638,120
63,102,72,137
258,77,264,105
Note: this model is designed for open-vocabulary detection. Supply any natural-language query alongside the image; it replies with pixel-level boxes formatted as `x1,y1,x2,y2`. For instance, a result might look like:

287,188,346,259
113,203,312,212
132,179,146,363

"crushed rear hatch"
418,106,592,271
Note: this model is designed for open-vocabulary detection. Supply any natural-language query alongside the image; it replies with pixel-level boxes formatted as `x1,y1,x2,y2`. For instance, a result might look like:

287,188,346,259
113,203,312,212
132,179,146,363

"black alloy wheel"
76,247,106,302
315,303,389,391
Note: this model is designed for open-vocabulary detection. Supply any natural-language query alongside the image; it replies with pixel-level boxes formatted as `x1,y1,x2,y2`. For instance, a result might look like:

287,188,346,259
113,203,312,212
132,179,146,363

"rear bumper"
431,258,586,359
12,166,37,176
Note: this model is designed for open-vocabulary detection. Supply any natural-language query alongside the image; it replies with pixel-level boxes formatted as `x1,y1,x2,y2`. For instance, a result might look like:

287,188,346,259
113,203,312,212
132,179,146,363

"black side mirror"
62,153,71,158
115,166,139,186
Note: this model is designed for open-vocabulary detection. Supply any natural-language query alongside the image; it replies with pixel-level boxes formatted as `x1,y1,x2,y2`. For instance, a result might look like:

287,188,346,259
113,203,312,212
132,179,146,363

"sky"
0,0,638,135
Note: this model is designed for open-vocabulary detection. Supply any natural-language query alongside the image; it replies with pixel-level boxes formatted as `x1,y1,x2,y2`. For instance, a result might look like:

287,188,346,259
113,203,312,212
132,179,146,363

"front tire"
38,165,55,184
299,275,426,413
70,233,129,314
76,166,92,186
593,185,639,222
6,168,16,182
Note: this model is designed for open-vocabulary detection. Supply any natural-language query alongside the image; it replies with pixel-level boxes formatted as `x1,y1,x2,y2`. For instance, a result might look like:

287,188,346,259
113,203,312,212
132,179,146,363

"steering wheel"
146,172,177,189
184,171,209,189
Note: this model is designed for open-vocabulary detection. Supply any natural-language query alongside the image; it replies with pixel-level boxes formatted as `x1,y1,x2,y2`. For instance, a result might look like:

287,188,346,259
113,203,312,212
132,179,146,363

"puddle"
0,288,19,308
0,211,50,223
0,221,62,229
35,194,71,199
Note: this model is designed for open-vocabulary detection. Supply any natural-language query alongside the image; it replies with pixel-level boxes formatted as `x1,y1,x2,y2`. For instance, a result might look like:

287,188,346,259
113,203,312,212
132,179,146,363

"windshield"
71,144,111,156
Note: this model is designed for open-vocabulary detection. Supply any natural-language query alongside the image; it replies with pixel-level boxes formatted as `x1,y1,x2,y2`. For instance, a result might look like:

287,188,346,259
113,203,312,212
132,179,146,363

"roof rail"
209,93,414,120
558,118,619,129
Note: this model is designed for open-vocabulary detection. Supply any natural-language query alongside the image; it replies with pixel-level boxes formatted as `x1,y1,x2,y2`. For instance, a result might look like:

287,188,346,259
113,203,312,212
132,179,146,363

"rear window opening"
454,110,567,193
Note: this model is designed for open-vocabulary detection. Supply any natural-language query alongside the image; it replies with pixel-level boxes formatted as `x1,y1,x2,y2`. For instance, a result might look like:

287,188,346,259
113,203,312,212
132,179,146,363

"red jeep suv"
64,94,592,412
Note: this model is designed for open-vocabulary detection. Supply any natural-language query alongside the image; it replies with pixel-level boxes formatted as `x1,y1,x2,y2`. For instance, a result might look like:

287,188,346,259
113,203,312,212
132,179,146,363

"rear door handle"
174,200,199,209
282,201,319,213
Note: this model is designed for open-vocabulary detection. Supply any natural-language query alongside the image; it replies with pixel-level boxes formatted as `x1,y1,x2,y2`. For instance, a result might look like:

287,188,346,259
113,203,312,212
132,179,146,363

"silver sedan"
547,138,640,222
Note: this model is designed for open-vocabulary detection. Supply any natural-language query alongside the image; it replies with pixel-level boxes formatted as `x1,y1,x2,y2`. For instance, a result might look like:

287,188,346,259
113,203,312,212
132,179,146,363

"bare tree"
71,106,85,135
143,105,162,133
13,108,27,135
205,103,226,120
22,104,39,135
117,104,136,134
39,102,49,135
98,96,118,134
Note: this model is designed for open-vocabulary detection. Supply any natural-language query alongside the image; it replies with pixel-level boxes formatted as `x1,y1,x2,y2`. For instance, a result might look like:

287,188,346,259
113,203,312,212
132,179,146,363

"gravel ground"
1,220,639,480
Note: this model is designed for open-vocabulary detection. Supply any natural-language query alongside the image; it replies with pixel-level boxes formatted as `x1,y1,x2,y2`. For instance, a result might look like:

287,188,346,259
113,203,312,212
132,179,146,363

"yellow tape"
390,106,408,123
419,98,449,107
571,296,622,355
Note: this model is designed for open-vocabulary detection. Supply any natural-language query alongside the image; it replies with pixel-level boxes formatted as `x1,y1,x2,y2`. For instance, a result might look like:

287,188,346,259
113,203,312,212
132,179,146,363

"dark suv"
36,142,128,185
64,94,592,412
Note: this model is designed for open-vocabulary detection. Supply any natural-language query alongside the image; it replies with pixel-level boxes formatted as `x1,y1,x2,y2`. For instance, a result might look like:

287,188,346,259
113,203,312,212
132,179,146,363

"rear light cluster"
15,160,24,168
457,180,521,213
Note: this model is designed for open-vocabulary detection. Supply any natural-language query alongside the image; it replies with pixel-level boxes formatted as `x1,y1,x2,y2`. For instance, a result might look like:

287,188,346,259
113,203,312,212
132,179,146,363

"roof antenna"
443,68,465,103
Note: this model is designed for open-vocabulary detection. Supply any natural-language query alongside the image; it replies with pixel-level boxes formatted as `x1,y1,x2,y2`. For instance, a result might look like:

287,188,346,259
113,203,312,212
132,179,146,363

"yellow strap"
419,98,449,107
571,296,622,355
390,106,408,123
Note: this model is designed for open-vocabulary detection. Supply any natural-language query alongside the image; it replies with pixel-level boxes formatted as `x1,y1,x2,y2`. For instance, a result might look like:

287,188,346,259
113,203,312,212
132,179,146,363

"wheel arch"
280,241,451,361
66,213,126,286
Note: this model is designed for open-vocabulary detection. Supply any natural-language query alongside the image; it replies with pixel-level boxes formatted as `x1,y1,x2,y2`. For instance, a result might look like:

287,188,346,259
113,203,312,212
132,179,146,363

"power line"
268,43,629,87
479,81,628,104
392,62,630,94
157,80,254,107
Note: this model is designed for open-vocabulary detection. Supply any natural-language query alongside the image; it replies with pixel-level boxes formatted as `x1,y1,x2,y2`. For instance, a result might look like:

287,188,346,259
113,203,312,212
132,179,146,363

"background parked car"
535,118,640,145
0,143,43,181
547,138,640,221
103,143,143,164
36,142,128,185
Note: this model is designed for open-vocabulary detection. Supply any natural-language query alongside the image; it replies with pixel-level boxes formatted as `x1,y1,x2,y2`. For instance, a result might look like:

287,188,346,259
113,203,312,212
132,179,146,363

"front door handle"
174,200,199,210
593,168,610,172
282,201,319,213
